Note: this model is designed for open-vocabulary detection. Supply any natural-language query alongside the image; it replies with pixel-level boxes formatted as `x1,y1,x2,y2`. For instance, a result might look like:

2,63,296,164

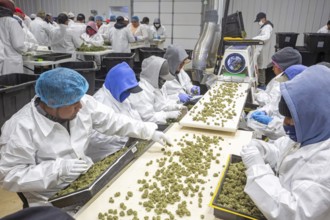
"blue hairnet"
95,15,103,21
110,15,116,21
104,62,138,103
35,67,89,108
131,16,139,22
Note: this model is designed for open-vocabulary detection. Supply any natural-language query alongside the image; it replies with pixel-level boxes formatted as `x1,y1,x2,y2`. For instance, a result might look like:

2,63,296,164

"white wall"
14,0,330,53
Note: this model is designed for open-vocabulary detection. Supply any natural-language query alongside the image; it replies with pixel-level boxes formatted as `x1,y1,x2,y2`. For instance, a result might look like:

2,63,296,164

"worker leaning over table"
87,62,144,162
129,56,184,124
162,45,201,104
0,67,171,206
241,65,330,220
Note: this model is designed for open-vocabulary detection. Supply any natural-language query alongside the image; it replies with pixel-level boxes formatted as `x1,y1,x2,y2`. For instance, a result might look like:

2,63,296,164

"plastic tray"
49,143,139,208
210,154,266,220
33,53,72,61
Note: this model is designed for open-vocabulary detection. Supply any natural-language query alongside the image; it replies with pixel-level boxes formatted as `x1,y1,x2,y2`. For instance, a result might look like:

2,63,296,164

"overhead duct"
192,0,223,83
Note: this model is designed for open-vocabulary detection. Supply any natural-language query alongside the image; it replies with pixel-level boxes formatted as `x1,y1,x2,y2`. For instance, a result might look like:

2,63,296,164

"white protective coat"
254,72,282,107
129,56,179,124
317,25,330,33
127,23,149,47
0,95,157,206
109,27,135,53
30,17,53,46
245,137,330,220
252,23,273,69
162,69,194,103
50,24,82,53
150,25,166,48
98,23,111,41
0,16,27,75
80,32,104,47
68,22,86,43
87,86,142,162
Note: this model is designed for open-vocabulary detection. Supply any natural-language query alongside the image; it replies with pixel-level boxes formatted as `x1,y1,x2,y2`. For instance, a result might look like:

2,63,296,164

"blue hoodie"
280,65,330,146
104,62,139,102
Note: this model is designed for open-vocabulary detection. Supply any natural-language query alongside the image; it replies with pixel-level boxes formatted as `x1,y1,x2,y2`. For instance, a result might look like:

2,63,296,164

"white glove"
166,110,181,119
240,145,265,169
151,131,173,146
60,159,89,182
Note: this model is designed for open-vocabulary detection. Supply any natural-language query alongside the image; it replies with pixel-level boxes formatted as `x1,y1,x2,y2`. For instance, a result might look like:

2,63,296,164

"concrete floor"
0,188,22,218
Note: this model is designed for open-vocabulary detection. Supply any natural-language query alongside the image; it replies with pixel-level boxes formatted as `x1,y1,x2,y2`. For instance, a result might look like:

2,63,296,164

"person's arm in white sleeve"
89,34,104,47
85,95,157,140
10,21,27,54
136,26,149,41
252,25,272,42
244,153,330,220
128,93,168,124
71,32,83,49
0,131,68,192
179,70,194,95
126,28,136,43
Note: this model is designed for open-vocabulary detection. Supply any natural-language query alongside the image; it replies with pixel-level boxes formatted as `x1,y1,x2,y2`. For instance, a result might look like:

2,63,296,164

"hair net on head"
131,16,139,22
104,62,141,103
110,15,116,21
86,21,98,31
35,68,89,108
95,15,103,21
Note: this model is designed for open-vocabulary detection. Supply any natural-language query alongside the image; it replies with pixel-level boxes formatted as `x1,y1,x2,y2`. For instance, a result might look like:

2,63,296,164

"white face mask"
154,24,160,28
258,21,264,26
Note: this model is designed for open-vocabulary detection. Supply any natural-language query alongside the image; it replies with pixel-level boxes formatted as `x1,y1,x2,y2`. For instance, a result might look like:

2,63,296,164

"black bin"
139,47,165,62
100,53,135,79
0,73,39,128
275,32,299,49
304,33,330,53
296,46,319,66
58,61,97,95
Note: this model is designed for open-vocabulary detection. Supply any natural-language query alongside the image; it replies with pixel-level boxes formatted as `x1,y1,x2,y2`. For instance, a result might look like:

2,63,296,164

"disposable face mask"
154,24,160,28
283,125,297,142
258,21,264,26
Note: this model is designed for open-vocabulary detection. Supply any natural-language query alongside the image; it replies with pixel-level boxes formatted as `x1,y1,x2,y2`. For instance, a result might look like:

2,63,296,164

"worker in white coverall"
0,68,171,206
29,10,54,47
129,56,185,124
0,0,27,75
254,47,302,109
241,65,330,220
88,62,144,162
150,18,166,49
247,64,307,140
80,21,104,47
162,45,200,104
50,13,82,53
109,16,136,53
252,12,273,87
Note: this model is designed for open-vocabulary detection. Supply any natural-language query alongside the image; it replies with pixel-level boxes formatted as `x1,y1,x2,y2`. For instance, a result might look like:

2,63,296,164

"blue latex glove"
191,86,200,95
251,111,266,119
178,93,191,103
253,114,273,125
